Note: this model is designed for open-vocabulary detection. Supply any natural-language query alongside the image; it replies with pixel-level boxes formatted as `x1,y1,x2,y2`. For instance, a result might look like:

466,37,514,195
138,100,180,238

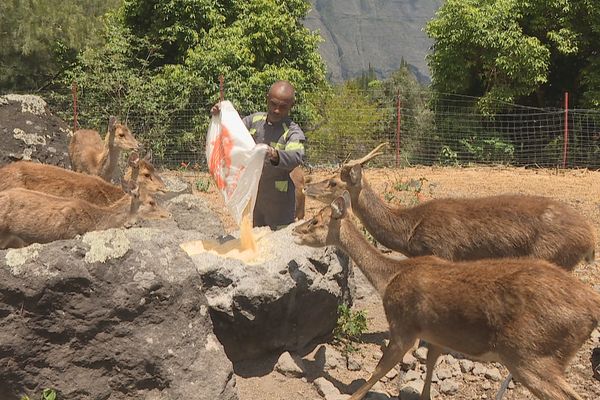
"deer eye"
328,180,337,187
144,173,151,178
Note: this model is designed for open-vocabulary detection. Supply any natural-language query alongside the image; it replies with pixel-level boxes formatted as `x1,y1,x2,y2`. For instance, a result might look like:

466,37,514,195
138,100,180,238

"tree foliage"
426,0,600,108
0,0,120,91
65,0,327,161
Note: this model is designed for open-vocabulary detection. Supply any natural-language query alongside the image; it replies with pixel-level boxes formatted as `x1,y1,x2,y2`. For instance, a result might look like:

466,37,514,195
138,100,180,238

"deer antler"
345,143,388,166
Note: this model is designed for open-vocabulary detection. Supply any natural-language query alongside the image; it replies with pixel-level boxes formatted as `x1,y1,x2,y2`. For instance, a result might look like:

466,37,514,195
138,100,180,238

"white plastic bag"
206,101,267,226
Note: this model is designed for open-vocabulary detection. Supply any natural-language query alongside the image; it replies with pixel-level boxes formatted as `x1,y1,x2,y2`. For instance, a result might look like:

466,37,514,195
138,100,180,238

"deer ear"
108,116,117,132
143,150,153,163
128,152,140,167
349,164,362,185
341,190,351,209
330,195,347,219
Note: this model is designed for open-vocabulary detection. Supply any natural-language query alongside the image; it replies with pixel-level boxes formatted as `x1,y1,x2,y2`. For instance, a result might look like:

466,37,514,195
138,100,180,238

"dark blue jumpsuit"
242,112,305,229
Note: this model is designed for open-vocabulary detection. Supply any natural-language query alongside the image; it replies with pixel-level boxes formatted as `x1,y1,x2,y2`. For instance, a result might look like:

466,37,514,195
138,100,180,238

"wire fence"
38,87,600,170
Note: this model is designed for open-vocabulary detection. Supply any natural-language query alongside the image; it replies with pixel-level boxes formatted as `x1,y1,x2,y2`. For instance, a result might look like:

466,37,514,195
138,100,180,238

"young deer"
69,116,140,181
0,183,170,250
292,193,600,400
0,152,165,207
290,166,306,220
304,144,596,270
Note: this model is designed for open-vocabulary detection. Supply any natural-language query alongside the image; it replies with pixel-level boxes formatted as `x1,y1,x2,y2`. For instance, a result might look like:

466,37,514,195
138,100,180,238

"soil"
175,165,600,400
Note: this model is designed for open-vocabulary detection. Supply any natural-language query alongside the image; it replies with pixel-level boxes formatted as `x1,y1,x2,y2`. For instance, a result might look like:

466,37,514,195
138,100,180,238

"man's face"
266,93,293,123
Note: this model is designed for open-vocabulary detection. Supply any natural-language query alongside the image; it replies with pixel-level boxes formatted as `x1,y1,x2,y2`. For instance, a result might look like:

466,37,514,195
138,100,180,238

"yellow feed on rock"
180,204,267,265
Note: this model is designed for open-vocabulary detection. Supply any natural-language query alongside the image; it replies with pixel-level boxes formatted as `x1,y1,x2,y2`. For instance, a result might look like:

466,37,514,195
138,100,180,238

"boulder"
190,223,352,361
0,94,72,167
0,228,237,400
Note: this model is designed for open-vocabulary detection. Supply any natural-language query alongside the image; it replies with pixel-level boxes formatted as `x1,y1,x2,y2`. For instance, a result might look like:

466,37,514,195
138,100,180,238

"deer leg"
349,335,415,400
420,343,442,400
494,373,512,400
511,365,583,400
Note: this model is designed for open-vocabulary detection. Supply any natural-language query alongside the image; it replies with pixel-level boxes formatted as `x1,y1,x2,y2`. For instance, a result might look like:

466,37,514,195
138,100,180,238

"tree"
66,0,327,163
426,0,600,108
0,0,121,92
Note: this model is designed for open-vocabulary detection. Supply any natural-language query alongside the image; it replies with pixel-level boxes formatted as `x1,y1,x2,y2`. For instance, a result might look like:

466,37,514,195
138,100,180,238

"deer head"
304,143,387,203
292,191,351,247
126,150,166,193
110,116,139,150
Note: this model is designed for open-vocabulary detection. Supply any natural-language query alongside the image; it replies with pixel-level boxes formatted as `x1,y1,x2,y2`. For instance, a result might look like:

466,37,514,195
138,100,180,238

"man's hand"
266,146,279,164
210,103,221,116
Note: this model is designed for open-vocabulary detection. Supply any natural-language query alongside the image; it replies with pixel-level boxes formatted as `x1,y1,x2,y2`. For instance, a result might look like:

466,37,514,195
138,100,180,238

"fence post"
219,74,224,102
71,81,79,131
562,91,569,168
396,90,401,168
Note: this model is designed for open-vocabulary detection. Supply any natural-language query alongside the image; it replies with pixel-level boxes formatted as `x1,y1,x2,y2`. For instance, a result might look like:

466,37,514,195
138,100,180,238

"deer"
69,116,140,181
290,166,306,220
0,182,170,250
292,192,600,400
0,152,166,207
304,144,596,271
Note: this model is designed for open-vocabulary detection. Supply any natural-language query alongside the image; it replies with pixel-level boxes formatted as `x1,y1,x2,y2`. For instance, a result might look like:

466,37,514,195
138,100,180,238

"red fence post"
396,90,401,168
71,81,79,131
562,92,569,168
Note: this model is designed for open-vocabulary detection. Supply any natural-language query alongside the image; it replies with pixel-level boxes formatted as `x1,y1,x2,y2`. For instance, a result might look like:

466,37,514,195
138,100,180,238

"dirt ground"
178,165,600,400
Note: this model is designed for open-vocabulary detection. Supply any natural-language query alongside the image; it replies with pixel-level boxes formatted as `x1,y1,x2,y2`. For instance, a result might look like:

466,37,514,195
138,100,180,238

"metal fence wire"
42,88,600,170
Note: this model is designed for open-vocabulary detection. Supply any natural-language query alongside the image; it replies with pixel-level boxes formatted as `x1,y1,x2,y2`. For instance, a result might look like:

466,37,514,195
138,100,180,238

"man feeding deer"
210,80,306,229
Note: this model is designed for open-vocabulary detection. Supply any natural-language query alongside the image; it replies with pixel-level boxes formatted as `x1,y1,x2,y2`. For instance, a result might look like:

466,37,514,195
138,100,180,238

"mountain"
303,0,444,83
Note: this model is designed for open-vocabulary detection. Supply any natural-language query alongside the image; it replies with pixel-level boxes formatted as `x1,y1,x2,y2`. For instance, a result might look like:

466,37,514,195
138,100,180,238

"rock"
275,352,305,378
482,381,492,390
436,366,453,380
385,367,398,380
191,223,352,361
484,367,503,382
160,175,193,200
459,359,475,373
591,347,600,381
164,194,225,235
317,345,346,370
414,346,428,362
472,363,487,376
314,377,343,400
0,227,237,400
0,94,71,167
399,379,424,400
438,379,460,395
347,353,362,371
402,370,422,382
401,352,418,370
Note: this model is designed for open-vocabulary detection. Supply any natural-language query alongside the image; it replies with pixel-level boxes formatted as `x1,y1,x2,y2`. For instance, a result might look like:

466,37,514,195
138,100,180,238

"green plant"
195,177,211,193
21,388,57,400
383,190,395,203
333,304,368,355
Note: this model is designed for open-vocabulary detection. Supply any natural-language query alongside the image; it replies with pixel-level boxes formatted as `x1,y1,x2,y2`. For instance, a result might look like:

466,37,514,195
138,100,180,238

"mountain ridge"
303,0,444,83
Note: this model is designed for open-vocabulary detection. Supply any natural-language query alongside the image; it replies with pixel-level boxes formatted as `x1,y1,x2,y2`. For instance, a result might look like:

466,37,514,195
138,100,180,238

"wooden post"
396,91,401,168
219,75,224,102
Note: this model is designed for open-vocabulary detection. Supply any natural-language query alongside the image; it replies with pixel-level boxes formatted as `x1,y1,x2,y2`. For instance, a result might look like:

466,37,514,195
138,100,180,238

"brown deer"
0,152,165,206
290,166,306,220
69,116,140,181
0,183,170,250
304,144,596,270
292,192,600,400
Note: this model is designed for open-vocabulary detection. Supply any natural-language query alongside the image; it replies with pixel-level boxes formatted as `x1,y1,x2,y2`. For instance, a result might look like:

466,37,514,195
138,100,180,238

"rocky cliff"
304,0,444,83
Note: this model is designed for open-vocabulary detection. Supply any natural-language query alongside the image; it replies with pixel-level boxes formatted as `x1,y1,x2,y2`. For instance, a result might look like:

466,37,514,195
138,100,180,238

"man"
211,80,306,229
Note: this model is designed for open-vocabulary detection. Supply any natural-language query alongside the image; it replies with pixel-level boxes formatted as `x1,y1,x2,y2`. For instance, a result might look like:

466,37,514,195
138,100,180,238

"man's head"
266,80,295,123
